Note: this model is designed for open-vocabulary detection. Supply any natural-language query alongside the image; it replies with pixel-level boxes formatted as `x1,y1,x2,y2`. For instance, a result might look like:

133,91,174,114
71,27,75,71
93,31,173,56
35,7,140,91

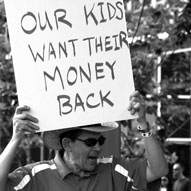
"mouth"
88,156,98,163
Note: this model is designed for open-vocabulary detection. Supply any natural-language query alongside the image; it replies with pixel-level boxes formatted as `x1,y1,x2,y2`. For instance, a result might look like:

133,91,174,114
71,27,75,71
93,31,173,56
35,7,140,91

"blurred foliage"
0,1,15,150
121,0,191,158
0,1,42,168
0,0,190,166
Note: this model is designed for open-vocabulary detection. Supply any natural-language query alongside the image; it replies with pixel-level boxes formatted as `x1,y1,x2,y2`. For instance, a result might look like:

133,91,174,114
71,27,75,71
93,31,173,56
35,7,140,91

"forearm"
137,118,168,182
128,91,168,182
0,138,21,191
144,134,168,182
0,105,39,191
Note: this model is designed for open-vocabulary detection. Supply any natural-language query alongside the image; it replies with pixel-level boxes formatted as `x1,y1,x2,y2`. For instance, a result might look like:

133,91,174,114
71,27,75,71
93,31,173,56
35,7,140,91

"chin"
86,164,97,172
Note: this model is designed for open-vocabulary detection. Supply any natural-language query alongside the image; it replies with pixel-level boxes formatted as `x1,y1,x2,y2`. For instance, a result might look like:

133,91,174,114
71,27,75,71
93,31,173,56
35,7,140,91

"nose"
93,142,102,151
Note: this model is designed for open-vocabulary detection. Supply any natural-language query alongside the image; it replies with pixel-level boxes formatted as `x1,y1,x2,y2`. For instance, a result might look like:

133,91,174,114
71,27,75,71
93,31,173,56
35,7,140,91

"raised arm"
128,91,168,182
0,106,39,191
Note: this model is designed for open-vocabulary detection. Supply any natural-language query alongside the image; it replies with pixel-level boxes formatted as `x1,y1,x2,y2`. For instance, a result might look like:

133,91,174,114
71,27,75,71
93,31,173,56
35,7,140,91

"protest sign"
4,0,136,131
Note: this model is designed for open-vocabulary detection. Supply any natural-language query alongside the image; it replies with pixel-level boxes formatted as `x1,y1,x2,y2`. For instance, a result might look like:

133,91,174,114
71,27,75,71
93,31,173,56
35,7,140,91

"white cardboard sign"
4,0,136,132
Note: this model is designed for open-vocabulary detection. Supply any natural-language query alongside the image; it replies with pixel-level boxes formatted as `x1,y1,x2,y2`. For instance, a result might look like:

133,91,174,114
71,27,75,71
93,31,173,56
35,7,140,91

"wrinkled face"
173,164,182,179
64,130,104,173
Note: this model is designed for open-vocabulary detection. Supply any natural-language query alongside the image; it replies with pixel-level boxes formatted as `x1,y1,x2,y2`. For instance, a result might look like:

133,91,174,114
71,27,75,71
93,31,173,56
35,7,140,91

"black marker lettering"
115,1,123,20
75,93,85,112
48,42,56,60
84,4,98,25
21,12,37,34
112,34,120,51
106,60,116,80
83,37,94,56
68,39,78,57
95,36,103,53
79,63,91,83
58,42,68,58
107,3,116,20
67,67,78,86
95,62,104,80
54,9,72,29
98,2,107,23
57,95,72,115
119,31,129,48
105,36,113,51
38,11,53,31
28,44,45,62
44,66,65,91
100,90,114,107
86,93,100,108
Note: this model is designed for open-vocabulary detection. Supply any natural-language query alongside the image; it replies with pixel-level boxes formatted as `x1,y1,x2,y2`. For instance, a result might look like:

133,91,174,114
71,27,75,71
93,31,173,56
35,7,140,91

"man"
0,91,168,191
173,162,191,191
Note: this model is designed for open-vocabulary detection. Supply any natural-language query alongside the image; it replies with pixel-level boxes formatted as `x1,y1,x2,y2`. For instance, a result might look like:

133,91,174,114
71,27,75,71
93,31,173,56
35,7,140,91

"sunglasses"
173,168,180,171
75,136,106,147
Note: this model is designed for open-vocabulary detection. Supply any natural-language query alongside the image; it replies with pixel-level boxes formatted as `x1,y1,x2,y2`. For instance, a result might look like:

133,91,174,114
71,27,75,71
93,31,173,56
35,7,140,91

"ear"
61,138,72,151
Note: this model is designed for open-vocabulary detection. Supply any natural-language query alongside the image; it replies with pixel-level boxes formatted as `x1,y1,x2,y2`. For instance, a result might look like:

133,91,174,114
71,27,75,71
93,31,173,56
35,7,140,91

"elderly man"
0,91,168,191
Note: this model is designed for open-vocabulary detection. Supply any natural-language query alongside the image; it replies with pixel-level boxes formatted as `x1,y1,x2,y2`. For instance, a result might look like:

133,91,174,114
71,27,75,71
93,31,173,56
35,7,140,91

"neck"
178,174,185,180
63,152,85,177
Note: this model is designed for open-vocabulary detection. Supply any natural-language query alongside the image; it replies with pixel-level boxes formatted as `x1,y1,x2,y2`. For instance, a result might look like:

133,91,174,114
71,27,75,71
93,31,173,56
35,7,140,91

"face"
64,130,104,173
161,177,168,186
173,164,182,179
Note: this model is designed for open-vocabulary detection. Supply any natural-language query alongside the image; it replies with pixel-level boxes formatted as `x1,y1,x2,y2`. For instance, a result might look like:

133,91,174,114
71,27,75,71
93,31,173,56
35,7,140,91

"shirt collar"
54,151,72,179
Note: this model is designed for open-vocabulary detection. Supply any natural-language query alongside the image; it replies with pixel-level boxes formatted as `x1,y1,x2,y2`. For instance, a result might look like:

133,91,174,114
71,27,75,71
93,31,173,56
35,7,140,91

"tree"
120,0,191,177
123,0,190,138
0,1,43,169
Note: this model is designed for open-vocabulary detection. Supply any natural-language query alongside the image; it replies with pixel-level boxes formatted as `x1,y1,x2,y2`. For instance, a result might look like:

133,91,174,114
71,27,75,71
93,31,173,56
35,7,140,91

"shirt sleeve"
112,156,161,191
112,156,148,191
127,157,148,190
6,166,33,191
184,179,191,191
6,160,55,191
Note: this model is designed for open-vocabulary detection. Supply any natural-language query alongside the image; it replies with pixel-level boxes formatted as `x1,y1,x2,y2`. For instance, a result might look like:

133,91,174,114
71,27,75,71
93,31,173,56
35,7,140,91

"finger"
101,121,119,128
14,119,39,131
128,98,135,111
134,102,140,110
14,113,38,123
130,108,137,115
128,96,139,110
14,119,39,130
17,124,39,134
15,105,30,114
129,90,139,100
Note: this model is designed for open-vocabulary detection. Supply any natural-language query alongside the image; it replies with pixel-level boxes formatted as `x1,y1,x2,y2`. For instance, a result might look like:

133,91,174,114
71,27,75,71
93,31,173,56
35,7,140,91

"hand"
128,91,147,124
12,105,39,141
